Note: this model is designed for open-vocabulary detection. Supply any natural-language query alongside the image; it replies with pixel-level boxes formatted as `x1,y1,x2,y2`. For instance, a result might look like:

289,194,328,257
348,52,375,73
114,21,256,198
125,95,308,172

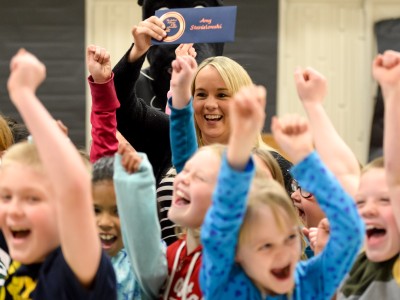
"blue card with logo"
152,6,237,45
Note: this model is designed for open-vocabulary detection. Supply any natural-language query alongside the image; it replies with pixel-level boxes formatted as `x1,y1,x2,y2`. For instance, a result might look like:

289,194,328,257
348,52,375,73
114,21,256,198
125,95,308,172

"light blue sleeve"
113,153,168,300
200,153,255,299
292,151,365,299
168,97,198,173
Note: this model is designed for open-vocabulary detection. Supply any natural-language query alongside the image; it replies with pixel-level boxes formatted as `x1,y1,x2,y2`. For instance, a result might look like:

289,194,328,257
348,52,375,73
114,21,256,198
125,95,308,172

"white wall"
85,0,400,163
278,0,400,164
85,0,143,148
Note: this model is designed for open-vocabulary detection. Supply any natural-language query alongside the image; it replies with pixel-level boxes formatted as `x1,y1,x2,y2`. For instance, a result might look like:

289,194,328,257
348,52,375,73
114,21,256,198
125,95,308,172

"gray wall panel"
0,0,85,147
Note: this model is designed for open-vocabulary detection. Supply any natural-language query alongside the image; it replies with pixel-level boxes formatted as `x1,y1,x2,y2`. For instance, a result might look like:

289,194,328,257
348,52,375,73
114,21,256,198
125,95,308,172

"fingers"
118,143,142,174
87,45,110,64
308,227,318,251
55,119,68,137
295,66,325,84
318,218,330,232
270,116,281,136
94,46,109,64
302,227,310,240
10,48,26,72
172,56,197,74
381,50,400,69
275,114,309,135
133,16,167,41
188,46,197,58
175,43,197,58
233,85,267,112
373,51,400,70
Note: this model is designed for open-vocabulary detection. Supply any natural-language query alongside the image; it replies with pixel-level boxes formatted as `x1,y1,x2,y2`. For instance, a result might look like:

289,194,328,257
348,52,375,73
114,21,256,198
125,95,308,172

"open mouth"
175,190,190,206
11,229,31,239
204,114,222,121
366,225,386,240
100,234,117,247
271,264,291,280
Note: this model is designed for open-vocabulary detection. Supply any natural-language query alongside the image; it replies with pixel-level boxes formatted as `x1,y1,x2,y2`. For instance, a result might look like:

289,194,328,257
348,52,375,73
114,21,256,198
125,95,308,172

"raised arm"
113,18,171,182
294,67,360,196
169,54,198,172
373,50,400,232
7,49,100,286
114,143,167,300
113,16,167,107
272,115,364,299
87,45,119,162
200,85,266,298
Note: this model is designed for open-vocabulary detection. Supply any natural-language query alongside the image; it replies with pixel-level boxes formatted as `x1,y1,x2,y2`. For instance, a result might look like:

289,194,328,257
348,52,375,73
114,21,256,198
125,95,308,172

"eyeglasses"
290,180,313,199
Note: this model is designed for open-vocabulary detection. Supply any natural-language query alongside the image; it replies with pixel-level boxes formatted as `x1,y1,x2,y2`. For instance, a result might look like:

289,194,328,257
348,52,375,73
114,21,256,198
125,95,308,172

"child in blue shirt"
87,44,168,300
199,85,365,299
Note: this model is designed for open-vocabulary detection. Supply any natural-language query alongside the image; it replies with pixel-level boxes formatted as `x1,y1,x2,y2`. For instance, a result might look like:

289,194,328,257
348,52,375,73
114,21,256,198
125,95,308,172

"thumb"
302,227,310,240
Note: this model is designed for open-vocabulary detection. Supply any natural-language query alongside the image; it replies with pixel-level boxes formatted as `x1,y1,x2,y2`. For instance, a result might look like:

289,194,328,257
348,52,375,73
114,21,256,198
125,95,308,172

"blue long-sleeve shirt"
113,153,168,300
200,151,365,300
168,97,197,173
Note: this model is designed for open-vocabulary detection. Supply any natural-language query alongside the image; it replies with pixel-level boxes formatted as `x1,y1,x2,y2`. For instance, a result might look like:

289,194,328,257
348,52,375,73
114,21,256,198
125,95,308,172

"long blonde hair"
190,56,272,150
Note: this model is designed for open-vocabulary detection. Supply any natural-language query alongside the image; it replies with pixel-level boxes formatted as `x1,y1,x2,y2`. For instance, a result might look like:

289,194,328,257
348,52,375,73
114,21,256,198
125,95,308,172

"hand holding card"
152,6,237,45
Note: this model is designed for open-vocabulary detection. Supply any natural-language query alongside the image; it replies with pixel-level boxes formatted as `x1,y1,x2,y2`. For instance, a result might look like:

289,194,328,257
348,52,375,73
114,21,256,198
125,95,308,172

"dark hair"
10,123,30,143
2,115,30,143
269,151,294,196
92,156,114,183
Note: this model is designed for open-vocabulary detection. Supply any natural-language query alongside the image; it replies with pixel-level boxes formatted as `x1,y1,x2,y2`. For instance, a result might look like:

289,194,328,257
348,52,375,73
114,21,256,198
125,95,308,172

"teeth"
10,227,29,232
176,190,186,198
366,225,382,230
205,114,222,120
100,234,114,241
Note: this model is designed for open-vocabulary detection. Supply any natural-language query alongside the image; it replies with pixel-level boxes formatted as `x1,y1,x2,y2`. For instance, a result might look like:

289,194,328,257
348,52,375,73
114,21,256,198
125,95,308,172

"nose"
177,170,190,185
273,246,290,262
204,96,218,110
7,197,24,219
291,189,301,204
97,212,114,230
360,201,378,218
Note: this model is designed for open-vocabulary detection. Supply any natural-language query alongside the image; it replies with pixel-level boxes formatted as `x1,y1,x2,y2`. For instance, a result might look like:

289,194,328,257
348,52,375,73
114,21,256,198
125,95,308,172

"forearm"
113,44,147,109
383,94,400,231
10,89,100,285
169,98,197,172
10,89,91,199
384,96,400,186
303,102,360,196
89,74,120,162
293,152,364,295
227,135,254,171
201,155,255,296
114,154,167,299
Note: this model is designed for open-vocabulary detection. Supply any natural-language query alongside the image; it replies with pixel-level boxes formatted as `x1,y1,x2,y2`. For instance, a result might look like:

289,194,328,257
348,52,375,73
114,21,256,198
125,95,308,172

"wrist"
92,74,111,84
128,46,148,63
9,87,35,101
302,101,321,109
290,147,314,165
226,147,251,171
171,89,191,109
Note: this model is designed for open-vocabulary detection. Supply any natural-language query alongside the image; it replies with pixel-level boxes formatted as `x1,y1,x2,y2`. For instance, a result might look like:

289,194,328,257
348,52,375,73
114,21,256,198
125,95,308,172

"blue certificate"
152,6,237,45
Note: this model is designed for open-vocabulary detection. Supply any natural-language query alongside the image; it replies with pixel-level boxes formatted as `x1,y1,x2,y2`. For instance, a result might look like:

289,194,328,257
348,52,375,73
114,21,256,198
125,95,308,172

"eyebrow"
194,87,229,92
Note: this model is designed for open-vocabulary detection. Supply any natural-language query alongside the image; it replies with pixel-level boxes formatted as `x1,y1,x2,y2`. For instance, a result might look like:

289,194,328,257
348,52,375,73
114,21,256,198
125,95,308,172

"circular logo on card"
160,12,186,42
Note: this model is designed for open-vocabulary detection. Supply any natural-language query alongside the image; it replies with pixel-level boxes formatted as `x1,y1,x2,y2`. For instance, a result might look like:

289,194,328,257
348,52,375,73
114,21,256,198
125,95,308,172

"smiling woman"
191,56,255,147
